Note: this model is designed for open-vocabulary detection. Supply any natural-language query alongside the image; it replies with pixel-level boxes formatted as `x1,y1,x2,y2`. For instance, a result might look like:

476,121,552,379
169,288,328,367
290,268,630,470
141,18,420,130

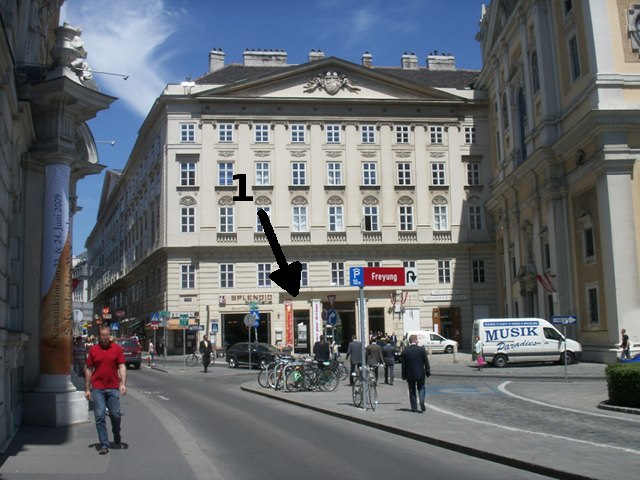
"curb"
241,383,598,480
431,372,604,380
597,401,640,415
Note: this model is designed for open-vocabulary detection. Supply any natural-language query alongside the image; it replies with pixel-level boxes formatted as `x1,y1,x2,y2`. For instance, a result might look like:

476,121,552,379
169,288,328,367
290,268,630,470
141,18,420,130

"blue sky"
61,0,489,255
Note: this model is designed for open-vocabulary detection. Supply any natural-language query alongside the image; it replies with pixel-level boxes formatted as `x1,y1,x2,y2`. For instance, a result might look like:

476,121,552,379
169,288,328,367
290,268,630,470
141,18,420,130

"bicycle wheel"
368,382,378,411
352,383,363,408
285,368,304,392
185,354,198,367
318,369,339,392
257,369,268,388
338,364,348,381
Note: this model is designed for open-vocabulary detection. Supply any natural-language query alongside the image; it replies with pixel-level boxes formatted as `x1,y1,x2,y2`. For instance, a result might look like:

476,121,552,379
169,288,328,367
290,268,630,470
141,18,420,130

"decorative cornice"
363,195,379,205
291,195,308,205
327,195,343,205
218,151,235,158
326,151,343,158
398,195,413,205
429,152,446,159
290,150,307,158
253,151,271,158
218,196,234,205
361,151,377,158
180,196,197,206
432,195,448,205
255,195,271,205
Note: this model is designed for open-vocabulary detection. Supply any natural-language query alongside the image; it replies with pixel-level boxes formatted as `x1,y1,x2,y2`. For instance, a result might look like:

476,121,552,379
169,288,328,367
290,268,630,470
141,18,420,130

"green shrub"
605,364,640,408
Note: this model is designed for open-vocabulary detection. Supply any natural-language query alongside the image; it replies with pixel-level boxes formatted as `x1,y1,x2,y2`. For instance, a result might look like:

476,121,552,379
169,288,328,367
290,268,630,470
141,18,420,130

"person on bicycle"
199,335,214,373
366,337,384,383
346,335,362,386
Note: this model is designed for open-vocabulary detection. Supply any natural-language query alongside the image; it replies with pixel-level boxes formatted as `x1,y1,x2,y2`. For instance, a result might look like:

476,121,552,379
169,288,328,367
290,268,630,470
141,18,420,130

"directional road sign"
327,309,339,326
551,315,577,325
151,312,160,325
211,321,219,334
405,267,418,286
349,267,364,287
179,314,189,327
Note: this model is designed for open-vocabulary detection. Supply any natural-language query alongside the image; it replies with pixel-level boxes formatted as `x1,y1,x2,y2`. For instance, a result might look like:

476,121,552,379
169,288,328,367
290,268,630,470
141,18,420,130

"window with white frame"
218,123,233,142
472,260,486,283
587,284,599,324
399,206,414,231
433,204,449,231
180,124,195,142
219,207,234,233
583,226,595,262
291,162,307,185
468,205,483,230
180,162,196,186
255,162,270,186
257,263,272,287
300,262,309,287
326,124,341,143
255,124,269,142
292,206,308,232
361,125,375,143
367,261,381,267
395,125,409,143
403,260,416,269
256,207,270,232
327,162,342,185
331,262,345,286
220,263,234,288
397,162,412,185
328,206,344,231
437,260,451,283
464,126,477,144
363,205,379,231
430,126,443,144
218,162,234,186
431,162,446,185
466,162,481,185
181,264,195,289
181,207,195,233
362,162,378,185
291,124,305,143
568,35,581,81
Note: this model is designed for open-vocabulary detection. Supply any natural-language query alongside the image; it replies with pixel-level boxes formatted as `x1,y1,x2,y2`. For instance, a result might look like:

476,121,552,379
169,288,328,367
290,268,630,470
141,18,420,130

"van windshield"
543,327,564,341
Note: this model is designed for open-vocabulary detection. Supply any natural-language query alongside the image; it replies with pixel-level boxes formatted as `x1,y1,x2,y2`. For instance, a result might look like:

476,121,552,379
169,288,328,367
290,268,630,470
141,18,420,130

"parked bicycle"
185,350,213,367
352,364,380,411
285,359,339,392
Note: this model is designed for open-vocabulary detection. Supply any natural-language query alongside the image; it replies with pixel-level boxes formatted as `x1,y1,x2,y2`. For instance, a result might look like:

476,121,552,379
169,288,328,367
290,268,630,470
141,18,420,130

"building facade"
87,49,497,355
477,0,640,361
72,252,93,336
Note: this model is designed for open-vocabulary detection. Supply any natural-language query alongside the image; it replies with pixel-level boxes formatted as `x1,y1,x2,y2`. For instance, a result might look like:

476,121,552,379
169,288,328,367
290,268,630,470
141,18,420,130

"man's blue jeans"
92,388,121,448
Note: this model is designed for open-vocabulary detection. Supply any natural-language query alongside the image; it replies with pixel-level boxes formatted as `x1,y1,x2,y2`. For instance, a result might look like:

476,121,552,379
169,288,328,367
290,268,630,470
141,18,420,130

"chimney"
209,48,225,72
243,49,288,66
308,49,325,62
401,52,418,70
427,51,456,71
362,51,373,68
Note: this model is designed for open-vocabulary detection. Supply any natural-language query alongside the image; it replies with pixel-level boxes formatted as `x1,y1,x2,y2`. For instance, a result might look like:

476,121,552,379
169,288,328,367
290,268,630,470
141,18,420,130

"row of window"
180,123,477,145
180,260,487,289
180,204,484,233
180,161,482,187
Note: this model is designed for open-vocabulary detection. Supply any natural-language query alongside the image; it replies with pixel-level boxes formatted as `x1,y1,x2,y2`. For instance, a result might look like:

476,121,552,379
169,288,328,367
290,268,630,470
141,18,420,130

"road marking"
498,381,640,424
157,395,170,401
426,403,640,455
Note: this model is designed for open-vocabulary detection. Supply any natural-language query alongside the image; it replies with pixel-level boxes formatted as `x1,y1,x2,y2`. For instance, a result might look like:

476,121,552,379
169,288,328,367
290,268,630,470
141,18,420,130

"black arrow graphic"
406,270,417,283
257,208,301,297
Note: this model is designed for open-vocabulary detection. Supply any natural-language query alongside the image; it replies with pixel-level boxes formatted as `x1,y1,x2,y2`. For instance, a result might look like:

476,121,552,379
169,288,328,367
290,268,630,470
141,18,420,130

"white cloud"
61,0,179,118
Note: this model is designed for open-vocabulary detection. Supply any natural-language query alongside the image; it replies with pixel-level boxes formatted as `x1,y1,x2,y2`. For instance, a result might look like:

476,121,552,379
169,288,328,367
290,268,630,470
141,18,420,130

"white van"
404,331,458,354
472,318,582,368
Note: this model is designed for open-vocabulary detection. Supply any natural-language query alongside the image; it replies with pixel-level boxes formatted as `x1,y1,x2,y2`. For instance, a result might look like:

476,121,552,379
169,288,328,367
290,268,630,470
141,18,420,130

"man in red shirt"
85,325,127,454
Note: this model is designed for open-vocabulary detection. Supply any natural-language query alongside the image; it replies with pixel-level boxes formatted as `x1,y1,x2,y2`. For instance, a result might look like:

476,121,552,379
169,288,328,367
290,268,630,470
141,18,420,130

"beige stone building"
477,0,640,361
88,49,497,354
1,1,113,450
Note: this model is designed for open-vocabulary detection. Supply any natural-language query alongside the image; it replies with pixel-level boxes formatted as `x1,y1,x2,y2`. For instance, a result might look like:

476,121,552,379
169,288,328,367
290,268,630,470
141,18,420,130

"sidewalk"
242,373,637,480
0,377,201,480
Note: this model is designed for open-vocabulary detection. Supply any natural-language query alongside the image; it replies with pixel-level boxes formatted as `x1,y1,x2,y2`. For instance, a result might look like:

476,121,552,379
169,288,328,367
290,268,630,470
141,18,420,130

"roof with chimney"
195,49,480,90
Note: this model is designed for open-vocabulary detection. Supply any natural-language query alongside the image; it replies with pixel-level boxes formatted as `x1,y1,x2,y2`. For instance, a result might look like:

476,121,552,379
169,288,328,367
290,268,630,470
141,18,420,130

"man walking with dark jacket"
366,339,384,383
401,334,431,413
382,339,396,385
345,335,362,385
199,335,214,373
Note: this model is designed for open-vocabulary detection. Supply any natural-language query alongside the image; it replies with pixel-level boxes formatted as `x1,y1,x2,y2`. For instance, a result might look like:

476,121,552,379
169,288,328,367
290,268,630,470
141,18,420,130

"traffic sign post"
179,314,189,371
552,315,577,383
244,313,255,371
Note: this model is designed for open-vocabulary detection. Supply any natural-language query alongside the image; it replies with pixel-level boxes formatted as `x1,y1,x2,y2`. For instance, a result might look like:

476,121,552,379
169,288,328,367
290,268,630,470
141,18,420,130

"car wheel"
228,356,238,368
444,345,453,354
559,352,575,365
493,354,508,368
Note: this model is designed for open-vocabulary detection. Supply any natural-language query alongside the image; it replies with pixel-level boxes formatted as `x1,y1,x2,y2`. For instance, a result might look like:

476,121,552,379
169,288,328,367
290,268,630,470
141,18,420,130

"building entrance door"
368,307,385,340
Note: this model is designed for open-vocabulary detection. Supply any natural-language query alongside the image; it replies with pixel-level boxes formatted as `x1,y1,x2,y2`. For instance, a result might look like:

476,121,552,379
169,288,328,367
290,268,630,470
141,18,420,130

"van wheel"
559,352,575,365
493,354,508,368
228,356,238,368
444,346,453,354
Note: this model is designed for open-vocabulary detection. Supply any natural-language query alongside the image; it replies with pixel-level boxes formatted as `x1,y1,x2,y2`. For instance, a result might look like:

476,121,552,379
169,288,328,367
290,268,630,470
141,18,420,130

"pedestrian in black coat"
400,334,431,413
199,335,213,373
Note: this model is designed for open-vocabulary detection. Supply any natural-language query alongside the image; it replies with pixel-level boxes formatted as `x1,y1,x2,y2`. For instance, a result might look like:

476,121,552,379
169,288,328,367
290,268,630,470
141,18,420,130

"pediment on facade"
197,57,466,102
97,169,122,214
479,0,519,56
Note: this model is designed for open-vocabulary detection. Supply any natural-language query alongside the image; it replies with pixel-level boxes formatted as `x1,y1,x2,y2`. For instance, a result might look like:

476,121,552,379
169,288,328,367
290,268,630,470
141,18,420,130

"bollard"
427,345,432,357
453,343,459,364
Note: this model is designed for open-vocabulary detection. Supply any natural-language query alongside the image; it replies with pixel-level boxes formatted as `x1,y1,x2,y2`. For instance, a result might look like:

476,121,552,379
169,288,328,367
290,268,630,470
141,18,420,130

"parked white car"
404,330,458,353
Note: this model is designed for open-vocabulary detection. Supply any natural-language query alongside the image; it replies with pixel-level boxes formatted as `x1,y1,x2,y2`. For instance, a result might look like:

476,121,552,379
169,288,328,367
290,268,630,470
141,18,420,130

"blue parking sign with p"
350,267,364,287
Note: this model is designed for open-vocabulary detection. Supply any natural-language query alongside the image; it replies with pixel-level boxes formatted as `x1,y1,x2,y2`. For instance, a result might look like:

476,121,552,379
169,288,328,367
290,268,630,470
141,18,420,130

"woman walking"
474,335,484,371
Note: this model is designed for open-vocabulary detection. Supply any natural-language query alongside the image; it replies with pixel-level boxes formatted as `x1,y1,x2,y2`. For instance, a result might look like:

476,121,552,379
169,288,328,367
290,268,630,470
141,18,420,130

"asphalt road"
128,370,552,480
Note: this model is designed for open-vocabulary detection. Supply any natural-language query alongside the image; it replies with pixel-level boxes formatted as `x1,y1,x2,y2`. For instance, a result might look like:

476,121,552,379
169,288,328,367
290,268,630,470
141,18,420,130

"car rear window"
116,339,138,348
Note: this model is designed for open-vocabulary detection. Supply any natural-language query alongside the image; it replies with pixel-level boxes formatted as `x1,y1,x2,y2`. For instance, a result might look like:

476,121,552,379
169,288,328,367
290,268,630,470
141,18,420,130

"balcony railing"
432,230,452,242
291,232,311,243
254,233,267,243
362,231,382,242
327,231,347,243
217,232,237,243
398,231,417,242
